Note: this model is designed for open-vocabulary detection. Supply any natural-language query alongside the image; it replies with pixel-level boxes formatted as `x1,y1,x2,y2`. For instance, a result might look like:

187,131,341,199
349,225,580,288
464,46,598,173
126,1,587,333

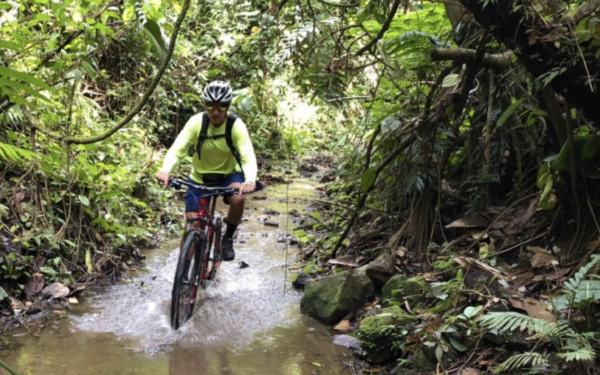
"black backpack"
196,112,244,177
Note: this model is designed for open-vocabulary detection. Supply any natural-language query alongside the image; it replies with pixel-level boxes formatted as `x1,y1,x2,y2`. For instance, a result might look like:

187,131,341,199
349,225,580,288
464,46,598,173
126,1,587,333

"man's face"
204,102,229,127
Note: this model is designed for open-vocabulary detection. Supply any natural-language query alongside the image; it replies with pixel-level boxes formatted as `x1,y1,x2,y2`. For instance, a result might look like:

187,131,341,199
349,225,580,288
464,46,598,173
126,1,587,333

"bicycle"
168,178,238,330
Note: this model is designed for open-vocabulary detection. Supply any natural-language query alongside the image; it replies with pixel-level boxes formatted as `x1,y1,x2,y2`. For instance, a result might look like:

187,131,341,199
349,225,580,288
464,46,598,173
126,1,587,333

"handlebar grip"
168,178,182,189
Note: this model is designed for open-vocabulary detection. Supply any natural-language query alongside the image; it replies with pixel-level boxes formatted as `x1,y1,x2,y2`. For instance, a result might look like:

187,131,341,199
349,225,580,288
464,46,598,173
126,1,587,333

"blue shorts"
185,173,244,212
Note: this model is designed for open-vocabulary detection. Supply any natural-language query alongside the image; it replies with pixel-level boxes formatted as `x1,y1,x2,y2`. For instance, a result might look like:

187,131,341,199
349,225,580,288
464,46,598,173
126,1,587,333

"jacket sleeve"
159,115,200,173
232,118,258,183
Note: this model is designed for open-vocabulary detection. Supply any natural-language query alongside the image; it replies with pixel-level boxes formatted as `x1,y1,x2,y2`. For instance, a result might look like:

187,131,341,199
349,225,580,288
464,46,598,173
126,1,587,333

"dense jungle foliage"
4,0,600,372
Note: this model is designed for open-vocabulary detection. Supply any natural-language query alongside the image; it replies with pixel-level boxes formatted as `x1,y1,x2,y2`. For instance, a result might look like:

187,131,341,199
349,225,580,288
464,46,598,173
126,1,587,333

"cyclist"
156,81,258,262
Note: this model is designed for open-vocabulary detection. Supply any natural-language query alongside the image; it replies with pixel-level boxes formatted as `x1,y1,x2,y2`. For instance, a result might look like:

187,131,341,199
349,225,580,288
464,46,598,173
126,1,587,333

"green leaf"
0,78,51,102
537,163,550,189
361,168,376,192
538,177,556,210
39,266,57,276
0,3,13,10
0,287,8,300
582,135,600,160
0,67,53,91
553,142,570,172
441,73,459,88
497,98,525,128
0,40,24,52
78,195,90,207
449,337,468,352
140,18,168,61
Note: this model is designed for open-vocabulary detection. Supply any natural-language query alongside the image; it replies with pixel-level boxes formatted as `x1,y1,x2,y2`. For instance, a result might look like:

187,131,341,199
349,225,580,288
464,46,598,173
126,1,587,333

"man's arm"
156,114,201,187
232,118,258,194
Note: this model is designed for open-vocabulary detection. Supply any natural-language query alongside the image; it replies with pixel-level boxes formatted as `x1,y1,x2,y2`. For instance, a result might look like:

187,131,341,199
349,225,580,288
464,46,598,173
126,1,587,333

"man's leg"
220,173,245,261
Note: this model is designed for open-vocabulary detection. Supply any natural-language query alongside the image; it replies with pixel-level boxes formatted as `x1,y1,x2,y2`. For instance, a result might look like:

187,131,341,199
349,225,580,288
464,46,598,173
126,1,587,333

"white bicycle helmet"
202,81,233,103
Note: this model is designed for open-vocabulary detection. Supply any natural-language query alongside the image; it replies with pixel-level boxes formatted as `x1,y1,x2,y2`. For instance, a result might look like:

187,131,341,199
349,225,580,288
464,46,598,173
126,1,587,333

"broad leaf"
361,168,376,192
497,98,525,128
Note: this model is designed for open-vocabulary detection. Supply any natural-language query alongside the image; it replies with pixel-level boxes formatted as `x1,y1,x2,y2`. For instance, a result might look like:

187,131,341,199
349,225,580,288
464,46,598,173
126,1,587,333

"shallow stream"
6,178,352,375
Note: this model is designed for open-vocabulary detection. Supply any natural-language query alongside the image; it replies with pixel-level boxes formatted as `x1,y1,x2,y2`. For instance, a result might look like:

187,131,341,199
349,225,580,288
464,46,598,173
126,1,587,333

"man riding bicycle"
156,81,258,261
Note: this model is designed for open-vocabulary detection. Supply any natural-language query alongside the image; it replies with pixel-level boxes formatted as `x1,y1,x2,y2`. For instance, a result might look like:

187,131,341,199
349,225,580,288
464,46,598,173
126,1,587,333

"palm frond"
558,347,595,362
478,312,555,335
494,352,549,374
563,255,600,295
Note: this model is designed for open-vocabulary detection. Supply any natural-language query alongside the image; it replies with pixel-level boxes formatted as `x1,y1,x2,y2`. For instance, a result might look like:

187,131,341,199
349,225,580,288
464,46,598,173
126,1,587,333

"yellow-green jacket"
159,113,258,184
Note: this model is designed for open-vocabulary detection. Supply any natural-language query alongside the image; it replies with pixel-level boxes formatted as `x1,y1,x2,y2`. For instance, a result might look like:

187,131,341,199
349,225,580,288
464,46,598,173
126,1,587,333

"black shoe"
221,237,235,261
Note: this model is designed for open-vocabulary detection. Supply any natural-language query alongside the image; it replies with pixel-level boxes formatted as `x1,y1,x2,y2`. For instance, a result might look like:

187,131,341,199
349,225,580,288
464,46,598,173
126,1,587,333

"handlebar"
168,178,238,196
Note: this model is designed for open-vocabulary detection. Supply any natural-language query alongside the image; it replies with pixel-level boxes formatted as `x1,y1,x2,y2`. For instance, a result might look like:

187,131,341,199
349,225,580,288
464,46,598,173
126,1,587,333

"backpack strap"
196,113,210,159
226,113,245,179
196,113,245,179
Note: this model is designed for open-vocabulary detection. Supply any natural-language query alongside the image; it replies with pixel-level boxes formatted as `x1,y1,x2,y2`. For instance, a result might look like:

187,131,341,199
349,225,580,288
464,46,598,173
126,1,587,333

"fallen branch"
430,48,514,71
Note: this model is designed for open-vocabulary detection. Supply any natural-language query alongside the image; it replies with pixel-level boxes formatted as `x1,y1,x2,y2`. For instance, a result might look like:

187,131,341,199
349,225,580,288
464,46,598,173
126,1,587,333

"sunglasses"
204,103,229,112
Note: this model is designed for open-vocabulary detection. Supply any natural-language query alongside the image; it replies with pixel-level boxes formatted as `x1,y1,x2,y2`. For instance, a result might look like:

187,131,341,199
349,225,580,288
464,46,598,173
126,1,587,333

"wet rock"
357,306,417,364
25,273,45,297
239,261,250,269
332,334,362,350
25,305,42,315
265,220,279,227
382,275,431,308
296,218,319,230
264,208,280,215
41,282,69,299
382,274,407,300
464,269,501,296
292,272,313,289
300,267,374,324
305,201,326,212
290,235,299,245
365,255,396,288
289,209,301,217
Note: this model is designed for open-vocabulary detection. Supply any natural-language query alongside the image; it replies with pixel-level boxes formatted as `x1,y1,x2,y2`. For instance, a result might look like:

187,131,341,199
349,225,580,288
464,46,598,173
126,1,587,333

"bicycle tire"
171,230,205,330
202,218,222,288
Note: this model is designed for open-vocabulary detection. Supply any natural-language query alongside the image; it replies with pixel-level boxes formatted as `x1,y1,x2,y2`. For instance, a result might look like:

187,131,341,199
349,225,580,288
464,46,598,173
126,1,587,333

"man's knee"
228,195,245,206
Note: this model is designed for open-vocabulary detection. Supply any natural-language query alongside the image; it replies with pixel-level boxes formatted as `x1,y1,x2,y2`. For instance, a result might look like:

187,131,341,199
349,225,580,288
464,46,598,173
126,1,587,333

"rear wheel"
171,230,205,330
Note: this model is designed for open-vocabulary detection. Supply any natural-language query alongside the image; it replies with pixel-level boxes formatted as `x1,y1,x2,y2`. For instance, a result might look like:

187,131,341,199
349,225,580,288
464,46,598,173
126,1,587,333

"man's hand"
156,170,170,188
238,182,256,196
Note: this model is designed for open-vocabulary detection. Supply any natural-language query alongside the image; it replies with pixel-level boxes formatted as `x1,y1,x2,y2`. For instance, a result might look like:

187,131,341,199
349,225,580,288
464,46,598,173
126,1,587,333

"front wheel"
171,230,205,330
203,218,222,288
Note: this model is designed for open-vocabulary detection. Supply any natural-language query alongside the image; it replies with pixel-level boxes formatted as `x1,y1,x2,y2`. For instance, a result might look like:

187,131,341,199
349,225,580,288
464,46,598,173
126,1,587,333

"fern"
494,352,549,374
563,255,600,296
478,312,555,335
0,142,35,162
557,347,595,362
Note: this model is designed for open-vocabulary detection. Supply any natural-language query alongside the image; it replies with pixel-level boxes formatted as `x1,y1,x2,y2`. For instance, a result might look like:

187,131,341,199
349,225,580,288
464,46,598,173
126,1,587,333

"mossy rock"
382,275,432,308
357,306,417,364
382,274,407,300
300,268,374,324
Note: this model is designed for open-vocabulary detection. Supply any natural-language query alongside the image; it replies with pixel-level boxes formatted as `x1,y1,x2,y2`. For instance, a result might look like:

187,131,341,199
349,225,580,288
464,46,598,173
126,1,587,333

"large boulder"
357,306,417,364
301,268,374,324
382,275,431,308
365,254,396,288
